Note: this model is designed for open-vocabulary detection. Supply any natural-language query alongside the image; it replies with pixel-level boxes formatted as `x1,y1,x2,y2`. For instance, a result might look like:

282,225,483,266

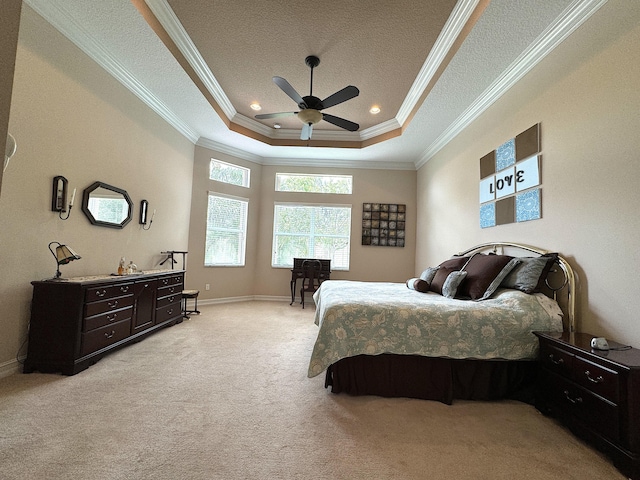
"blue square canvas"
480,203,496,228
496,138,515,171
516,188,541,222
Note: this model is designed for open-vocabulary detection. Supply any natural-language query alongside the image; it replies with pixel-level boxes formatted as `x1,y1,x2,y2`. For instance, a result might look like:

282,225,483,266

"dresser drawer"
80,318,131,356
157,283,182,298
155,301,181,324
85,282,134,302
156,293,180,308
85,293,134,317
83,306,133,332
158,274,183,288
544,369,620,443
574,355,620,404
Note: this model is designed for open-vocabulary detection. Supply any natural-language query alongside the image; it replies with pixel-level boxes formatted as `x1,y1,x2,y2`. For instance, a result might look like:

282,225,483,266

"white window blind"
209,159,250,188
272,203,351,270
205,193,248,266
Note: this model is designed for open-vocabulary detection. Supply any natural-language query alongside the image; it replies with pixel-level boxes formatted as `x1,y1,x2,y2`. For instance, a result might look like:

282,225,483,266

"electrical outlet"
205,283,210,291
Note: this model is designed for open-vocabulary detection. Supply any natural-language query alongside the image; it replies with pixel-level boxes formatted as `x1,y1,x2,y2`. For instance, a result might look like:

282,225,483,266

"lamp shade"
55,244,81,264
48,242,81,278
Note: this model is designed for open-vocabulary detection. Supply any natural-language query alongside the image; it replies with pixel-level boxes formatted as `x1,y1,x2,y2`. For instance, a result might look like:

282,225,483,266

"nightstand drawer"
545,369,620,443
540,342,574,377
575,355,620,403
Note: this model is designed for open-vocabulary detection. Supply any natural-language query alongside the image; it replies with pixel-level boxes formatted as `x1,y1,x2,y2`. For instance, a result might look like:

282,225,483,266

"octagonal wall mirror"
81,181,133,229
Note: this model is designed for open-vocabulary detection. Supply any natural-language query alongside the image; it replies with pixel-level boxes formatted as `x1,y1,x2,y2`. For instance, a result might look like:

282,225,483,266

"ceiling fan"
255,55,360,141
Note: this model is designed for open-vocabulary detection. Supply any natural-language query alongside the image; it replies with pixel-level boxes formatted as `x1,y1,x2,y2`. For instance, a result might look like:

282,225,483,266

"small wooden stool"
182,290,200,319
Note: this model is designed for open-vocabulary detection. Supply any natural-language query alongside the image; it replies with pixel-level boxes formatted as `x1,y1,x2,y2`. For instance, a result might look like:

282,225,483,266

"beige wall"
416,4,640,346
0,0,22,195
186,145,263,299
0,7,194,371
187,158,417,301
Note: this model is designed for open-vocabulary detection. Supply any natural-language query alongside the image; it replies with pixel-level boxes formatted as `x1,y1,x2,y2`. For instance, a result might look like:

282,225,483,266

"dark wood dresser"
534,331,640,480
24,270,184,375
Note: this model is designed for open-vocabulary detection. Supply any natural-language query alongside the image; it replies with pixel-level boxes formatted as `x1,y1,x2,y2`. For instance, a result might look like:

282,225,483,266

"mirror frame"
81,181,133,229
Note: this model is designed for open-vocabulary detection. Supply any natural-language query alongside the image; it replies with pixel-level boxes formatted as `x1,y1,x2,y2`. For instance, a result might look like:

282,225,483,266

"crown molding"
259,157,417,171
25,0,200,143
396,0,481,126
415,0,608,169
144,0,236,120
196,137,263,164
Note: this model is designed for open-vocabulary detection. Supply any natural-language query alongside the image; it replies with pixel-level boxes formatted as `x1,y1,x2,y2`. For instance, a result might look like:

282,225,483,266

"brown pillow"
456,254,514,300
429,257,468,295
406,278,430,292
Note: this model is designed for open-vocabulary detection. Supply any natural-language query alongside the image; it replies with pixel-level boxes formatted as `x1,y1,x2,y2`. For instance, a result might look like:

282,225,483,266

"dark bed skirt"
324,354,538,405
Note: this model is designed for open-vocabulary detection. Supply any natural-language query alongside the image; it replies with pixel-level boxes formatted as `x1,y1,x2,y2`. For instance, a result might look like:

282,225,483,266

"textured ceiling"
166,0,458,132
22,0,618,168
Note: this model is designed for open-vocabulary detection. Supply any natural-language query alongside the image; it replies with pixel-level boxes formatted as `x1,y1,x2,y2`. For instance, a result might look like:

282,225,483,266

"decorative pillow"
455,254,516,300
441,270,468,299
406,278,430,292
419,267,439,283
475,257,522,301
430,266,460,295
501,253,558,293
438,256,469,270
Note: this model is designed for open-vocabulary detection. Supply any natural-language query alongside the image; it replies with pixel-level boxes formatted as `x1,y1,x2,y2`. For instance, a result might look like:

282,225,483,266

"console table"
24,269,184,375
534,331,640,480
289,258,331,305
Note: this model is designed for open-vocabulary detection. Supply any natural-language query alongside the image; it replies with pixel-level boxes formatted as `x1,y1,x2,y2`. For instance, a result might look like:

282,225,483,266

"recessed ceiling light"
369,106,381,115
273,123,281,129
250,103,262,111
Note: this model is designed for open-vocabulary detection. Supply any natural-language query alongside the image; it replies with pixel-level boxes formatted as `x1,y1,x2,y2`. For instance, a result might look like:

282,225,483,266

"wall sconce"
4,133,17,172
51,176,76,220
140,199,155,230
48,241,81,279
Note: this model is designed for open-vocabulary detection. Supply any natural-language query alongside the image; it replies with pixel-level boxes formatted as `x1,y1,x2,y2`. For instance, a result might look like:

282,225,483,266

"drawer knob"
563,390,583,405
120,286,130,293
106,313,117,322
549,354,564,365
95,289,107,298
104,330,115,339
584,370,604,384
107,300,119,309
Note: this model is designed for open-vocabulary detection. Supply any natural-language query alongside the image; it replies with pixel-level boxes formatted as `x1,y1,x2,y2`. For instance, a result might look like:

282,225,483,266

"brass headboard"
455,242,576,333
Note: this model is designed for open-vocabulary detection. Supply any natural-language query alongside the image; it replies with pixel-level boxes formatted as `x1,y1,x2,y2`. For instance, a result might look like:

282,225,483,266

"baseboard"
0,356,23,379
197,295,291,305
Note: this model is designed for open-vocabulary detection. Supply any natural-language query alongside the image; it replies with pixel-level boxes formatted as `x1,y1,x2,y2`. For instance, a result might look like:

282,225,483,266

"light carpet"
0,301,625,479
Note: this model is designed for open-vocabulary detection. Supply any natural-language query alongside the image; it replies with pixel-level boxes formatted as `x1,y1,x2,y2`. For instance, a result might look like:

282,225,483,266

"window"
272,203,351,270
205,193,248,266
275,173,352,194
210,159,250,188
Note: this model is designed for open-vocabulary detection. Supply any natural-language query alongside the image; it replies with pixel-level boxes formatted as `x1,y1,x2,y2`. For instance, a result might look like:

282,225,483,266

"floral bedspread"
308,280,563,378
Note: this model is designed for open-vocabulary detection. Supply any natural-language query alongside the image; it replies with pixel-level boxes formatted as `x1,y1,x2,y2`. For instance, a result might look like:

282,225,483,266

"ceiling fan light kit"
298,109,322,125
255,55,360,140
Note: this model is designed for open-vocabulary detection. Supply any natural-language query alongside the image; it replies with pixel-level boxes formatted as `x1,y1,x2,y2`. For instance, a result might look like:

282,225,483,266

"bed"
308,242,576,404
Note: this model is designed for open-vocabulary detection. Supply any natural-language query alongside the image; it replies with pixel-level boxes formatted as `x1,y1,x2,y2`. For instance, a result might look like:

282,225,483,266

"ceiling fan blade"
255,112,297,119
300,123,313,140
273,76,306,107
320,85,359,109
322,113,359,132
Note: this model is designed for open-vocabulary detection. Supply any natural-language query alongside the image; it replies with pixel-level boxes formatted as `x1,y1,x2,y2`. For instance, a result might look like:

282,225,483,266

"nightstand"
534,331,640,480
